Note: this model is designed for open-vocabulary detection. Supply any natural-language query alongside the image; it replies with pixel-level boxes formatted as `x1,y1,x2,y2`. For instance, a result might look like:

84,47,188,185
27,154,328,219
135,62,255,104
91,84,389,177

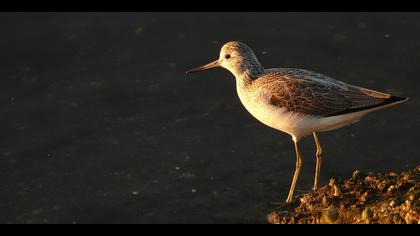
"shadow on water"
0,12,419,223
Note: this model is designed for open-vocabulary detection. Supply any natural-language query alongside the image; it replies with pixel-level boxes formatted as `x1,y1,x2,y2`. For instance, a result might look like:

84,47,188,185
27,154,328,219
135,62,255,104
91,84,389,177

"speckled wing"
255,68,402,117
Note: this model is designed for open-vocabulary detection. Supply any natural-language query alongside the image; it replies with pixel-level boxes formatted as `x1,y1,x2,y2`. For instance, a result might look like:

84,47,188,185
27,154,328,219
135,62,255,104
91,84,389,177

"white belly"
236,86,366,142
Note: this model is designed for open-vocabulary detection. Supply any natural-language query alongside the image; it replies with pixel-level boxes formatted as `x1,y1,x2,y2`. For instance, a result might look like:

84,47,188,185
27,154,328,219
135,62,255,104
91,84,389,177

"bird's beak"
186,60,220,74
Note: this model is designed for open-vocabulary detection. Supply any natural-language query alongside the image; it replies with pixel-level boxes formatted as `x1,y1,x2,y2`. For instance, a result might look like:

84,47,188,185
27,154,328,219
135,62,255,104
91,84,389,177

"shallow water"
0,12,419,223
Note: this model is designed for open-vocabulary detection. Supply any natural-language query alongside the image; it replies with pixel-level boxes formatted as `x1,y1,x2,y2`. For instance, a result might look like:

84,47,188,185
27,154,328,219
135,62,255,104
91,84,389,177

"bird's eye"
225,54,231,59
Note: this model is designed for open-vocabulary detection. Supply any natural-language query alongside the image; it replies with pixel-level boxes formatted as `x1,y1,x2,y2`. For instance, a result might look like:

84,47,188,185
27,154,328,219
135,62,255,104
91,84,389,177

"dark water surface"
0,12,419,223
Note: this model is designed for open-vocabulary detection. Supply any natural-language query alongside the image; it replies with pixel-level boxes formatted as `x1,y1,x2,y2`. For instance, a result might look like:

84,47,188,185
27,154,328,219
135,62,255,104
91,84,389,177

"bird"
185,41,408,204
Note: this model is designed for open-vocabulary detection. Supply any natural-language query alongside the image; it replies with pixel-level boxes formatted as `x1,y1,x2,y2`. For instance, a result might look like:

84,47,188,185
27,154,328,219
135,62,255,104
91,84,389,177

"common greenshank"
186,41,407,203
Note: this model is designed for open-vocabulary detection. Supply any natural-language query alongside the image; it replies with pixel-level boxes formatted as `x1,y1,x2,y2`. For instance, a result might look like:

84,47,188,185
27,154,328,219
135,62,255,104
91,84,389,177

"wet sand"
0,12,419,223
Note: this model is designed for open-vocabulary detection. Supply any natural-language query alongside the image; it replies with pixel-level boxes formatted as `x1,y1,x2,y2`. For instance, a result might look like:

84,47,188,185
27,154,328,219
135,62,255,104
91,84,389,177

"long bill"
185,60,219,74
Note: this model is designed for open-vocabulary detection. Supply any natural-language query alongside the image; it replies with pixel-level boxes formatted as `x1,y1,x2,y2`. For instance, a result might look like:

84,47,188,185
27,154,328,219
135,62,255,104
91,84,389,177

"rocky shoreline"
268,166,419,224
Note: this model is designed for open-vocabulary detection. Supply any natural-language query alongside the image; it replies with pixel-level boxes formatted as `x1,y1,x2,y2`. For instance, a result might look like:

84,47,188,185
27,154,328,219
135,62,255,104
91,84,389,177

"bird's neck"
235,67,265,90
235,73,253,90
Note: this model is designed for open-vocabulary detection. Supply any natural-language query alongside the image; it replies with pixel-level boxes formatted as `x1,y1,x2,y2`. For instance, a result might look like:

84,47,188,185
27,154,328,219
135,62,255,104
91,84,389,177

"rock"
268,166,420,224
362,207,373,223
389,200,396,207
352,170,361,179
321,206,339,224
387,185,396,193
333,185,342,197
358,192,369,204
404,212,417,224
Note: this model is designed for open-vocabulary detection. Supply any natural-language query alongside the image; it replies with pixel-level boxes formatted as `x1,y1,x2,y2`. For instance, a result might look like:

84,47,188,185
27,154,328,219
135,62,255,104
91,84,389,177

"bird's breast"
236,86,294,132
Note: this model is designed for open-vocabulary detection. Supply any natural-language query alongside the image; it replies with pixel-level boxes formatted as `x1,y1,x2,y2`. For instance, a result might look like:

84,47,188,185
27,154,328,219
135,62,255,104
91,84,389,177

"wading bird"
186,41,407,203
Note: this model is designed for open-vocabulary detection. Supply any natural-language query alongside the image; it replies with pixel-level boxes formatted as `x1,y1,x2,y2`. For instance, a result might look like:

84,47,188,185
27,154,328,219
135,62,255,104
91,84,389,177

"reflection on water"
0,12,418,223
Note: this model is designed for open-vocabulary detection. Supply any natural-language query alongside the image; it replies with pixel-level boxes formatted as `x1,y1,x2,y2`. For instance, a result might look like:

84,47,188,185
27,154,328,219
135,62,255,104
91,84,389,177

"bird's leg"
286,140,302,204
312,132,323,191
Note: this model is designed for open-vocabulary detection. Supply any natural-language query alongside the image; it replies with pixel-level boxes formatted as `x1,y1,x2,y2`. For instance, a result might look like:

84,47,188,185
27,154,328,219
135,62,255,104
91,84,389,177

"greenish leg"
312,132,323,191
286,140,302,204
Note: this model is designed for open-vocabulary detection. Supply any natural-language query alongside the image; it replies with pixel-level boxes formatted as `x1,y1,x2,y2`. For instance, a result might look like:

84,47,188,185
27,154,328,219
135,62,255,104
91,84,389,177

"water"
0,12,418,223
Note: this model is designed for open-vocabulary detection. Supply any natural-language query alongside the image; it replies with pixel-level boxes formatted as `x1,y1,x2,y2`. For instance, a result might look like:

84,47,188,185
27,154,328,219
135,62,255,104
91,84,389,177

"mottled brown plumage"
253,68,400,117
